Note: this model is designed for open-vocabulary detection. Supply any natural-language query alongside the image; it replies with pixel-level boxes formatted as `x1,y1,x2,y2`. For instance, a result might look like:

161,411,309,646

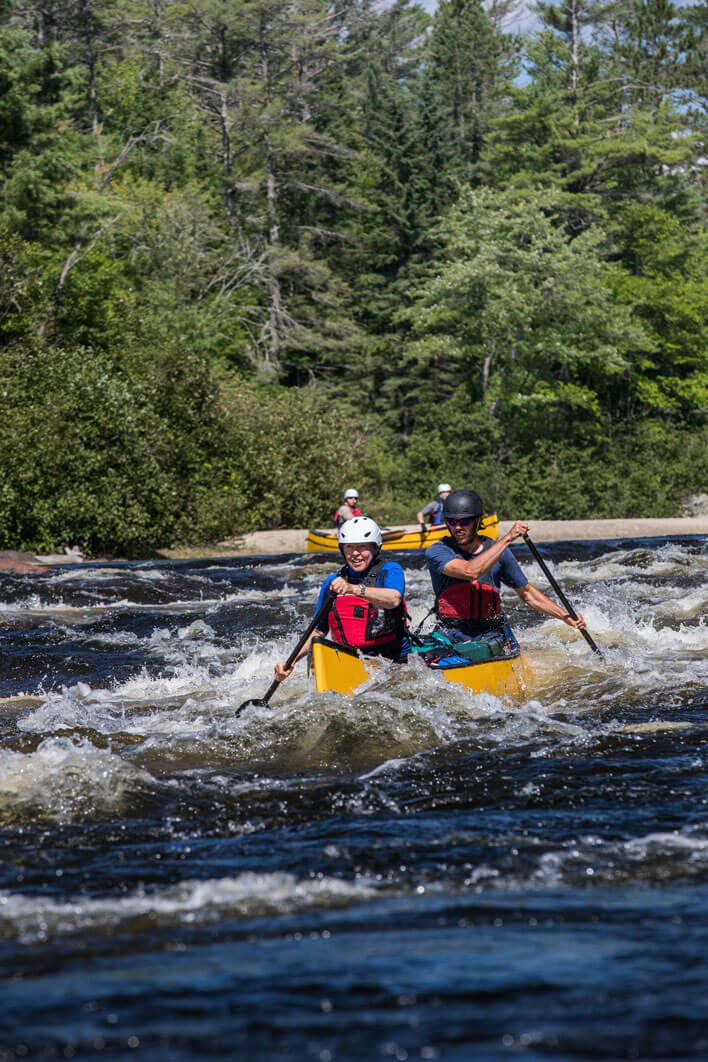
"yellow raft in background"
309,636,528,700
306,514,499,554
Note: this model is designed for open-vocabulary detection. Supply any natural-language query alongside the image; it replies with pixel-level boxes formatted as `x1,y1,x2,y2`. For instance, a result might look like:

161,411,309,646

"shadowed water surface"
0,537,706,1060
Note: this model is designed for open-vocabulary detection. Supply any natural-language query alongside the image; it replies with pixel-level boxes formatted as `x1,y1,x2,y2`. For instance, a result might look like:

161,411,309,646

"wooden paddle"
522,534,603,657
236,592,335,715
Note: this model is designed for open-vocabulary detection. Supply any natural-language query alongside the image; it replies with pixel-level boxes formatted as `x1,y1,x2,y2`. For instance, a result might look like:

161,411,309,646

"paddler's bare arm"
441,521,530,581
274,629,320,682
515,582,587,630
329,575,401,610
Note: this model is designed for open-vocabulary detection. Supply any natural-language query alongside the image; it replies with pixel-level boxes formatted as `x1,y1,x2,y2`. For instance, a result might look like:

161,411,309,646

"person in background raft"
274,517,409,682
425,489,587,655
334,488,362,529
416,483,452,530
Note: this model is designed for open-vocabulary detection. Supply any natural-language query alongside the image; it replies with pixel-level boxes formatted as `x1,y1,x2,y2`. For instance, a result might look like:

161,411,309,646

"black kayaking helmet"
442,489,484,533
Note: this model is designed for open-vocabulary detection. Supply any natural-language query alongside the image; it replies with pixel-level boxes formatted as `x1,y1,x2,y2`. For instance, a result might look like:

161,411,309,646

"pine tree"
401,186,653,447
486,0,701,236
426,0,513,182
0,0,86,239
173,0,361,374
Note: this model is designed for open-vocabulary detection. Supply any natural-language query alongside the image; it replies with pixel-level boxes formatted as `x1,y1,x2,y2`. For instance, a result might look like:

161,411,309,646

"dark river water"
0,536,706,1061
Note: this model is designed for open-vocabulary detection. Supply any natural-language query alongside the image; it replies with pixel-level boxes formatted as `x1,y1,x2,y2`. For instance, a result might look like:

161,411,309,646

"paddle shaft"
237,592,335,713
522,534,603,657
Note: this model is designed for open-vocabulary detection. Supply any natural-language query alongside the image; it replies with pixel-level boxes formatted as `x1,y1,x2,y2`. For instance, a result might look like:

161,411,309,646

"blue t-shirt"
314,559,409,660
426,536,528,608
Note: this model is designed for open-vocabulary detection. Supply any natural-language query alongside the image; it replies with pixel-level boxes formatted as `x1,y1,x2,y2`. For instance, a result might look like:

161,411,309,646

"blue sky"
417,0,701,34
418,0,538,35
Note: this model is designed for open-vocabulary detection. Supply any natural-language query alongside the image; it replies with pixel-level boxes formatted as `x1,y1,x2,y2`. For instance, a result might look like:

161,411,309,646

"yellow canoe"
309,636,528,699
306,514,499,554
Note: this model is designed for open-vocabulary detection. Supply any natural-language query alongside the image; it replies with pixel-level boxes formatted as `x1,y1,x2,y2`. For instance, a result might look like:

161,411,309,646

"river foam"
0,737,156,824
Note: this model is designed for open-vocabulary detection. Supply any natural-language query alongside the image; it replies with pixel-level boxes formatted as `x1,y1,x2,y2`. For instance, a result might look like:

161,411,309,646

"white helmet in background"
343,488,359,501
337,516,382,550
438,483,452,494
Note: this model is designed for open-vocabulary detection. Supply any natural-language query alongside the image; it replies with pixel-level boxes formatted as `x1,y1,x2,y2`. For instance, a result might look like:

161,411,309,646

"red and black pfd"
326,559,406,654
434,537,504,636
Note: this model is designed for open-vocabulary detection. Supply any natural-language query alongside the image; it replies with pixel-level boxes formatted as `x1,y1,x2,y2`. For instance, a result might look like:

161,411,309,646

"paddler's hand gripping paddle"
523,534,603,658
236,592,335,715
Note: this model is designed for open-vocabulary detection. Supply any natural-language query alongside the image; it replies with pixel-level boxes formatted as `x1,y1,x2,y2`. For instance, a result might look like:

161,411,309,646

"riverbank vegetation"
1,0,706,555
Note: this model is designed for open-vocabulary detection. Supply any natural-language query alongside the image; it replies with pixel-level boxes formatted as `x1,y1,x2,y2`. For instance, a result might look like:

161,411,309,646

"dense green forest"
1,0,706,555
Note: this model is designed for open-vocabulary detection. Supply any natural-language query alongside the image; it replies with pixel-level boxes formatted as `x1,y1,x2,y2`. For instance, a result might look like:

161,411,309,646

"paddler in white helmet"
274,517,409,682
334,488,361,528
416,483,452,531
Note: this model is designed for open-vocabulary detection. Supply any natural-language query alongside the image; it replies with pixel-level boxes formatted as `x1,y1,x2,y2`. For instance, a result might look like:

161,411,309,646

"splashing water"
0,536,706,1060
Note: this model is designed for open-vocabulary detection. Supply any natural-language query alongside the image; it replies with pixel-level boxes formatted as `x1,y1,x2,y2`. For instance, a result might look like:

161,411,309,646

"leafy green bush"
0,343,235,555
219,379,378,531
0,356,381,554
2,342,703,559
496,425,708,521
370,417,708,526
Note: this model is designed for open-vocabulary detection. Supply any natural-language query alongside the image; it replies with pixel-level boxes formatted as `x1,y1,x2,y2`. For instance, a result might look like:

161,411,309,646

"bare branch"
99,121,176,190
55,215,122,298
297,225,358,245
283,180,361,209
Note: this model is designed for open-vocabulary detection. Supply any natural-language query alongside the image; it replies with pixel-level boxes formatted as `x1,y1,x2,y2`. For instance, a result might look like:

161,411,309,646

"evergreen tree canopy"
0,0,705,553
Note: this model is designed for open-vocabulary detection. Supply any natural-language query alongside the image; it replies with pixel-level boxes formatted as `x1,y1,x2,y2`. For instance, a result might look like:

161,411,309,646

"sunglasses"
446,517,476,527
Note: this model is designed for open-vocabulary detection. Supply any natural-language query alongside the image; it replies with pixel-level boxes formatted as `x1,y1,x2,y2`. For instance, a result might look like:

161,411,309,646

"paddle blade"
235,697,267,716
235,595,333,717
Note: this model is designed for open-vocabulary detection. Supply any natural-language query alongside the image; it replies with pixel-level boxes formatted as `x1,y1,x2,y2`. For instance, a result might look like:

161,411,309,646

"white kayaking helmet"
438,483,452,494
344,488,359,501
337,516,382,551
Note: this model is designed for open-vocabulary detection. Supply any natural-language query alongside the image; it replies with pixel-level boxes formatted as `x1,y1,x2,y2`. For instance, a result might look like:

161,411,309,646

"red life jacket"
435,536,503,627
436,580,502,621
327,560,405,651
334,504,362,525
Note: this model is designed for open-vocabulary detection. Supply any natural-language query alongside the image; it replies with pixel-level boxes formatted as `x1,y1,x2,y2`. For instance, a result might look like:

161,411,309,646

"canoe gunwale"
306,515,498,554
310,634,522,673
309,634,528,698
309,635,377,663
308,635,382,695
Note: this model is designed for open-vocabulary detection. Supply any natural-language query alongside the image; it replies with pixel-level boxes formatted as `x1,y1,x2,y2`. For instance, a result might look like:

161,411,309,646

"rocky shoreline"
2,517,706,573
184,517,708,560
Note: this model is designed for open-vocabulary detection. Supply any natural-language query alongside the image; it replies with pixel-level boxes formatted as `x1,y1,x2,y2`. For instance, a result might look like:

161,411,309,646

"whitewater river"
0,536,706,1060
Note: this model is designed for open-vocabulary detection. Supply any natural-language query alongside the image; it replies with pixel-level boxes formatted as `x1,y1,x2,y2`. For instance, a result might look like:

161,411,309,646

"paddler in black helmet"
425,489,587,654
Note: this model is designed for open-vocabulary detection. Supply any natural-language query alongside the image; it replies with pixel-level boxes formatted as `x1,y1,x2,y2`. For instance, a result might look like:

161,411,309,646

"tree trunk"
262,23,283,368
265,140,283,367
220,91,233,220
571,0,580,127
